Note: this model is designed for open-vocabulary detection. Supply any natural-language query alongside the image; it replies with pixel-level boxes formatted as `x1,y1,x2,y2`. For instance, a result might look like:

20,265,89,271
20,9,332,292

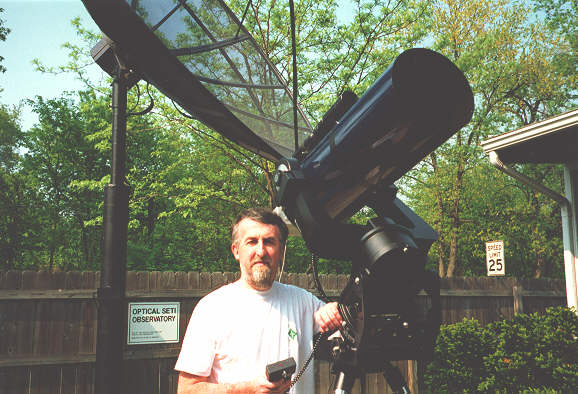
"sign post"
486,240,505,276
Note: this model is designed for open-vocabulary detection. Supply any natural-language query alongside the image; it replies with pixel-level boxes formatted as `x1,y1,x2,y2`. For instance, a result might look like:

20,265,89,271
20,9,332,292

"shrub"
425,307,578,393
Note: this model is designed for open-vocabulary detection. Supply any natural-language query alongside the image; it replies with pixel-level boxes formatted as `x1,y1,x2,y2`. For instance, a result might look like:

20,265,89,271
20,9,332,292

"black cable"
290,331,328,389
171,99,195,120
291,253,339,388
291,253,339,390
127,82,155,117
311,253,331,303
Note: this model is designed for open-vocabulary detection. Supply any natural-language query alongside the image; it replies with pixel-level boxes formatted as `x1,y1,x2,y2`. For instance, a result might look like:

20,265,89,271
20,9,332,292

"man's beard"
249,263,275,290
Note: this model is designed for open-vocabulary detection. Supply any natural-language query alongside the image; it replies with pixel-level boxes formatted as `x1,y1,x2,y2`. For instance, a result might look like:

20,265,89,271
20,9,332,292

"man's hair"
230,207,289,246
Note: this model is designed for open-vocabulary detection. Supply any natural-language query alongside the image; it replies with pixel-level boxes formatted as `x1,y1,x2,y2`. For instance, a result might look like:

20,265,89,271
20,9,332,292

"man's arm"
314,301,343,333
177,371,292,394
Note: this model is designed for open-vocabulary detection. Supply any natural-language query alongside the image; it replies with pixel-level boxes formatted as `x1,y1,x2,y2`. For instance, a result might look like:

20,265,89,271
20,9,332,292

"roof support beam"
488,151,578,310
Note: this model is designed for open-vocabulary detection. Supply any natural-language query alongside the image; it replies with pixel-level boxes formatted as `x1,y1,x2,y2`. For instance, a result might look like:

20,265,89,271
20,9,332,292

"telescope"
275,48,474,392
81,1,474,392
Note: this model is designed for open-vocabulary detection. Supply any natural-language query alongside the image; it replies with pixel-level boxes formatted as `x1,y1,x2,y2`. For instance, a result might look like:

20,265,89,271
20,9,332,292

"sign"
486,240,505,276
127,302,180,345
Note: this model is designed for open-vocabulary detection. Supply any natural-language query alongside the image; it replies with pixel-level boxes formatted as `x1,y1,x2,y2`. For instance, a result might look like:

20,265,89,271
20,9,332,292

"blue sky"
0,0,103,130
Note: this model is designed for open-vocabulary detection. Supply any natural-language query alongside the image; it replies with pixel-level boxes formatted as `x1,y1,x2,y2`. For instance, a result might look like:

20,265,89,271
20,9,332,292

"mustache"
251,259,271,266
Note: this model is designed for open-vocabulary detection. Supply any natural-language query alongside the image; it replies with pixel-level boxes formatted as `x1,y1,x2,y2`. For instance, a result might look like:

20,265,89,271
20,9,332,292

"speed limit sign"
486,241,505,276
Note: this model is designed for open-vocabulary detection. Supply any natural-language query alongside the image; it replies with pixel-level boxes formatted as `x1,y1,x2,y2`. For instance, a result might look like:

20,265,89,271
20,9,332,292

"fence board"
29,365,59,394
2,271,22,290
76,364,95,394
0,366,28,394
60,365,77,394
14,301,34,357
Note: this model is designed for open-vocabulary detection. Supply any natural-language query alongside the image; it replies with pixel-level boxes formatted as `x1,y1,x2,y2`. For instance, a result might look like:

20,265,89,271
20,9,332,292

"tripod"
333,362,409,394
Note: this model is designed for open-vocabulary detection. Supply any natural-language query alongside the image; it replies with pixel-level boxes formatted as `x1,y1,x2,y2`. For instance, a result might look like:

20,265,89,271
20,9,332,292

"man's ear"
231,243,239,261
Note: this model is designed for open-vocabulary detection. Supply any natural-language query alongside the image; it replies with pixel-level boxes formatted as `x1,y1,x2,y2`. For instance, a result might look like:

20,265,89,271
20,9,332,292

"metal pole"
562,165,578,310
333,371,356,394
95,66,130,394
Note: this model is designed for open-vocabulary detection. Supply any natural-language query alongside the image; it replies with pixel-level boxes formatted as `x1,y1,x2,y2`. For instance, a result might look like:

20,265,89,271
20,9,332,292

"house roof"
481,109,578,164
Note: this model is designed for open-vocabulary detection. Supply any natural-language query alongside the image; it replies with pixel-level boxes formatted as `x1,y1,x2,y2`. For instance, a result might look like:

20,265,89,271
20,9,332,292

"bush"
425,307,578,393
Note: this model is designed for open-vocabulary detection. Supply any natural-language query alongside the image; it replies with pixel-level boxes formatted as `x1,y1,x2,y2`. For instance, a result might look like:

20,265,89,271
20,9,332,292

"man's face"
231,218,284,290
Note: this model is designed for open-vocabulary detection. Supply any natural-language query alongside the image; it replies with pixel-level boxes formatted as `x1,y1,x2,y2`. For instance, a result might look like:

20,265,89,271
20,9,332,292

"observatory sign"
127,302,180,345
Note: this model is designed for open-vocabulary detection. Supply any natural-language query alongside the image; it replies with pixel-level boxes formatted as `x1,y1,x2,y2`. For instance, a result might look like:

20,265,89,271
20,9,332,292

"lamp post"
94,50,131,394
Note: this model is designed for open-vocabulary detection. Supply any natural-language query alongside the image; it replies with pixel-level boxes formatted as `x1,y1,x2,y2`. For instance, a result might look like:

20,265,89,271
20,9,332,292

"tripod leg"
383,362,410,394
333,371,356,394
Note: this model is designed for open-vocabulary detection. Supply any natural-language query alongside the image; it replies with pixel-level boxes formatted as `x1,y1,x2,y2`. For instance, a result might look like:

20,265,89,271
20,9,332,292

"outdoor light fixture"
82,1,474,393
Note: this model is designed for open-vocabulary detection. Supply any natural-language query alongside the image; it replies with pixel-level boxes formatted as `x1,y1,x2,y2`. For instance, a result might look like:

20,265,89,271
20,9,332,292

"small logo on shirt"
288,328,297,340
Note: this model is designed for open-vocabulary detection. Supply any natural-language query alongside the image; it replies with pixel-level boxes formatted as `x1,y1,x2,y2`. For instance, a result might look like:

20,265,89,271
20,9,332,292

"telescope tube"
299,48,474,219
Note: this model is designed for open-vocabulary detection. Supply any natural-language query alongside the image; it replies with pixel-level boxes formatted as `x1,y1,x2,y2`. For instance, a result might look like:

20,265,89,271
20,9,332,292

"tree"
20,94,108,270
0,105,30,268
18,0,574,275
401,0,574,277
533,0,577,81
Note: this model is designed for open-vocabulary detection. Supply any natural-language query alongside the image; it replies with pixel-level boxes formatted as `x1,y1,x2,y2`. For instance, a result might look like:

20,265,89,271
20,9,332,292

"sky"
0,0,104,130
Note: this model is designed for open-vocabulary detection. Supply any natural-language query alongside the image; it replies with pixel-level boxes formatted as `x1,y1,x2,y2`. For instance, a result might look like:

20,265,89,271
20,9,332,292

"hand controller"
265,357,296,382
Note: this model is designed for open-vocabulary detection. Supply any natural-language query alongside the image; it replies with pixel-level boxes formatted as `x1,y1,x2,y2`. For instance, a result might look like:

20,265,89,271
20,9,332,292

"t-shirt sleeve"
174,299,217,376
310,292,326,333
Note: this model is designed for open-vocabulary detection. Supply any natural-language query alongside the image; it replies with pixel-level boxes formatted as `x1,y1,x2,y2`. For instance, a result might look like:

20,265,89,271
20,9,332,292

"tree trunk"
79,215,89,266
430,153,447,278
438,245,446,278
263,159,275,207
447,184,463,277
534,257,543,278
147,197,155,248
446,229,458,277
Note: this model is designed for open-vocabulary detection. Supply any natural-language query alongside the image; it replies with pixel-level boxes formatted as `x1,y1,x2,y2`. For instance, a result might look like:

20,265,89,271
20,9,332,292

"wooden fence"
0,271,566,393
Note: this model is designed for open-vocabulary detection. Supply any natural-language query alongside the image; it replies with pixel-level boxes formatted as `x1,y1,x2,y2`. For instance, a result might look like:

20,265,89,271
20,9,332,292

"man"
175,208,342,393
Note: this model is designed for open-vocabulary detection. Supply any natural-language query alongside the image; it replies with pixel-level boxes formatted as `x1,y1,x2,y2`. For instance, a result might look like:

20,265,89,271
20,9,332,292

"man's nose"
255,239,266,255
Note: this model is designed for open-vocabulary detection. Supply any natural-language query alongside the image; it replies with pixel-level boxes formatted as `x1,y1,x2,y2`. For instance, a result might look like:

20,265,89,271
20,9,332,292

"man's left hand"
314,302,342,333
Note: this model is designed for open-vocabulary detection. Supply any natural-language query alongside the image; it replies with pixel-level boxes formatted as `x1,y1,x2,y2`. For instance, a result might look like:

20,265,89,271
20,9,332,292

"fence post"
513,285,524,314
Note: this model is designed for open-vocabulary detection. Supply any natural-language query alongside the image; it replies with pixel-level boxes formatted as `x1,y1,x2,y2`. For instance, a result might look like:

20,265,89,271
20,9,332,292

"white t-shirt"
175,280,325,393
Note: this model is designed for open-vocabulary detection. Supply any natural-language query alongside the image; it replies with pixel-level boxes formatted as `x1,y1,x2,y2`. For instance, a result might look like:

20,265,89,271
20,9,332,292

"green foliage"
425,307,578,393
533,0,577,80
0,8,10,73
19,94,108,270
0,104,29,268
425,318,490,392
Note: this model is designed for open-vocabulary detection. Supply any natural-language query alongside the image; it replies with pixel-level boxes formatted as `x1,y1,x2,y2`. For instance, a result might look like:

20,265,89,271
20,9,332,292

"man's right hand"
177,372,292,393
251,376,292,393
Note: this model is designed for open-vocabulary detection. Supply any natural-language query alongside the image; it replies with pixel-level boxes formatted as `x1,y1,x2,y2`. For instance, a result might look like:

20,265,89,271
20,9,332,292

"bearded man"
175,207,342,393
